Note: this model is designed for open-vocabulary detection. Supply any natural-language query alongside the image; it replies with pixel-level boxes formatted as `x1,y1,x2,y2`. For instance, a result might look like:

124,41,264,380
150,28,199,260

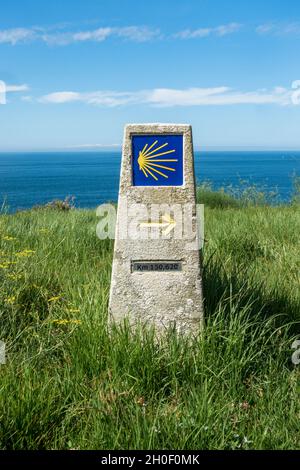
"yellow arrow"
139,214,176,235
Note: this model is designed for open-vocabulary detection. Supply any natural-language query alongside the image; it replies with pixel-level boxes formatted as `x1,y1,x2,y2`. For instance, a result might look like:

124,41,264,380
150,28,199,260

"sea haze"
0,151,299,212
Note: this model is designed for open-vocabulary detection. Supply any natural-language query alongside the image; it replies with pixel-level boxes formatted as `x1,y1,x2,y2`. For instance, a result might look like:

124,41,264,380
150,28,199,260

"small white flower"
243,436,252,444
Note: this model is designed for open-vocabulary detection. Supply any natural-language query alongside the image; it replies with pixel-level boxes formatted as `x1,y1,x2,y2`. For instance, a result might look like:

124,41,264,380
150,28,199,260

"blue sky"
1,0,300,150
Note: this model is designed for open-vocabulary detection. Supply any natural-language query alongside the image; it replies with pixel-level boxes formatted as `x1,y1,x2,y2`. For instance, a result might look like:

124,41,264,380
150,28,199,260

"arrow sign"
139,213,176,235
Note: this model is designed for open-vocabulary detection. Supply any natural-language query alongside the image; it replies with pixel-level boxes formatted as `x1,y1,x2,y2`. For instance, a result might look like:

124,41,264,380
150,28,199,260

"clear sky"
1,0,300,151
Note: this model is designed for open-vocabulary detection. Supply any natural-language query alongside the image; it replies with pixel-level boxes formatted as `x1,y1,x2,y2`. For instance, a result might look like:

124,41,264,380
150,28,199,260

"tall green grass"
0,189,299,449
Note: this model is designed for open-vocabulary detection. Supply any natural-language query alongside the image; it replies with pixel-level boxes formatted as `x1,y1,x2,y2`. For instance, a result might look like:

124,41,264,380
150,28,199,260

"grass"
0,187,299,450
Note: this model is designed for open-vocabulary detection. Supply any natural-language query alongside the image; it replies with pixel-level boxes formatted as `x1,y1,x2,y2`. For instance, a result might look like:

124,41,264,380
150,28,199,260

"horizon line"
1,146,300,153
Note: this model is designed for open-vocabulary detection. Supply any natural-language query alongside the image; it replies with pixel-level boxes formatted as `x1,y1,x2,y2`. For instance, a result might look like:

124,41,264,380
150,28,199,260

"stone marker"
109,123,203,334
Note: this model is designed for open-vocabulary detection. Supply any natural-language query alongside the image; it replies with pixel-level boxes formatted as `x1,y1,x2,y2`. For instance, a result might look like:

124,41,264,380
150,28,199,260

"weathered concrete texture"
109,123,204,334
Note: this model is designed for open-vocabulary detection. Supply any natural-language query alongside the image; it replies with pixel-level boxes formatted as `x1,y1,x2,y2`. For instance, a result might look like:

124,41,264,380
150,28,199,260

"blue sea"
0,151,300,212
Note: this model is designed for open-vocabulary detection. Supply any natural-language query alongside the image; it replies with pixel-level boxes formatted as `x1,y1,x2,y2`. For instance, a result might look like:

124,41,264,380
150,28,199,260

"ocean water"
0,151,299,212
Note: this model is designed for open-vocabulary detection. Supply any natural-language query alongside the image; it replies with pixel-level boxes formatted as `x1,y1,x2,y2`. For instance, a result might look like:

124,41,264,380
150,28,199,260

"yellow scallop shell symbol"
137,140,178,181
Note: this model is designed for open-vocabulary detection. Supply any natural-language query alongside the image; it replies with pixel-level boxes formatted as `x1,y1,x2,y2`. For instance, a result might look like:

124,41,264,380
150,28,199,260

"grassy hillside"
0,191,299,450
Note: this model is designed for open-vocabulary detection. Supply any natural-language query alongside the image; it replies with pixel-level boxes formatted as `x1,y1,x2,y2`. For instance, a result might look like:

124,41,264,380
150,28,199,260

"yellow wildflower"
2,236,16,241
66,308,80,313
5,296,16,304
52,319,81,325
7,273,23,280
52,319,68,325
48,296,61,303
0,260,15,268
16,249,35,258
0,263,9,269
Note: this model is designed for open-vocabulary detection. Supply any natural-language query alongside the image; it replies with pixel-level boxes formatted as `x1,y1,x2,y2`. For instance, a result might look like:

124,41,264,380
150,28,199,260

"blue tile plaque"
132,134,183,186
